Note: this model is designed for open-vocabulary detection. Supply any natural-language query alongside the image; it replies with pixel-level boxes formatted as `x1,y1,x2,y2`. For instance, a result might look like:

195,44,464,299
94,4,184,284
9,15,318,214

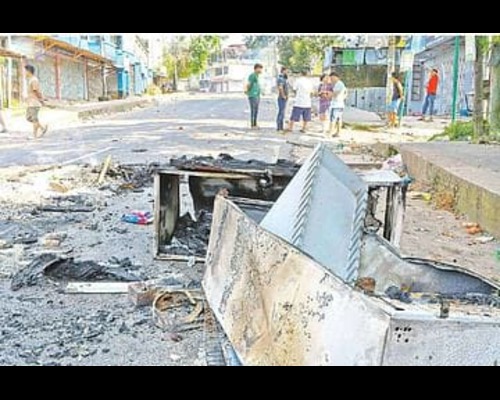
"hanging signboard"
465,36,476,62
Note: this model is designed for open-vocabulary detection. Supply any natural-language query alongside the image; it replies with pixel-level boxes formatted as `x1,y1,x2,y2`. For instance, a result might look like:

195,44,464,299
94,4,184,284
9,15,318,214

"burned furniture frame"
153,167,287,261
153,164,408,261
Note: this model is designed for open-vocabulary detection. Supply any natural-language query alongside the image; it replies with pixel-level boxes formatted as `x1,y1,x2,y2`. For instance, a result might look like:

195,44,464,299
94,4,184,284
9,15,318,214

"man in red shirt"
419,68,439,121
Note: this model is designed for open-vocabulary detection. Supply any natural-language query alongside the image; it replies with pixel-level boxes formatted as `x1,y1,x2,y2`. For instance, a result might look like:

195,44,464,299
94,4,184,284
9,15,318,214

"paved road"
0,94,294,168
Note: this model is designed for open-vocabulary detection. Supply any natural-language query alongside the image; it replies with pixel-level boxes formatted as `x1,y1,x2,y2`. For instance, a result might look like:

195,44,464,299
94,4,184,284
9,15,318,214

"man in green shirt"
245,63,263,129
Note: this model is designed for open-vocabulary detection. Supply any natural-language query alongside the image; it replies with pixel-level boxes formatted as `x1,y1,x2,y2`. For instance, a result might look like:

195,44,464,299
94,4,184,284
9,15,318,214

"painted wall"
410,41,474,116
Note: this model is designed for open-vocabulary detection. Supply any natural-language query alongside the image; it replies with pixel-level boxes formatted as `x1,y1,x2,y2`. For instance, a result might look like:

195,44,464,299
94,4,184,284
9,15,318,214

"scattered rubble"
10,254,141,291
161,210,213,258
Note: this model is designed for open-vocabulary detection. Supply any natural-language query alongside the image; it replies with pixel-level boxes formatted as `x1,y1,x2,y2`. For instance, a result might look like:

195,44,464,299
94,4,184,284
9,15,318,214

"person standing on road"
419,68,439,121
317,74,333,134
25,65,48,139
286,69,314,133
328,71,347,137
245,63,263,129
387,72,404,128
276,66,289,132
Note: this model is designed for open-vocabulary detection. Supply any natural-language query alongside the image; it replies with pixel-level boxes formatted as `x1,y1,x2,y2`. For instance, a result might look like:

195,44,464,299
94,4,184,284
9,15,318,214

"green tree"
187,35,222,76
162,35,223,85
243,35,342,73
489,37,500,134
474,36,488,140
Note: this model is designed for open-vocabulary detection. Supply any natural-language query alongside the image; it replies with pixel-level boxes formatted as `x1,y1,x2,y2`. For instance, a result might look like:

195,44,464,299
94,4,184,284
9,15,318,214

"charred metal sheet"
203,196,390,366
260,144,368,283
359,234,500,295
204,196,500,366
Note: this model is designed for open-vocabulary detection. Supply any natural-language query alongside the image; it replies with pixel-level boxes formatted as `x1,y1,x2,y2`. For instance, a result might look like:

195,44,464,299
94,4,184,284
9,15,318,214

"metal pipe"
451,35,460,123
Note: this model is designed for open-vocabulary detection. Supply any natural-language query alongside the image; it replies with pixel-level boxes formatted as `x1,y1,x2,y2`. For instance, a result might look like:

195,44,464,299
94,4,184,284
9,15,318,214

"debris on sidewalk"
11,254,141,291
472,236,495,244
64,281,131,294
97,155,112,186
121,210,153,225
42,232,67,248
463,222,482,235
129,278,183,307
49,181,70,194
38,204,95,213
409,192,432,201
152,289,205,333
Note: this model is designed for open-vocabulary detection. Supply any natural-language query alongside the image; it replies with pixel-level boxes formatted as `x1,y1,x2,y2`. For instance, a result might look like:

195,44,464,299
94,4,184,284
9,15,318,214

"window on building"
215,67,223,76
223,66,229,74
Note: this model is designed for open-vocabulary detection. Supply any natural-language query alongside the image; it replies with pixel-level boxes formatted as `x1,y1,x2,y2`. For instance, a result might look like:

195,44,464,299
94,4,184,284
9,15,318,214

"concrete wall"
10,36,114,102
346,88,386,113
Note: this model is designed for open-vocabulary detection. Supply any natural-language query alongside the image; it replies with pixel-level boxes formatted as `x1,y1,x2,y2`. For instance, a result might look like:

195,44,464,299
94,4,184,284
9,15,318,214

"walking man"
328,71,347,137
276,66,289,132
25,65,48,139
245,63,263,129
419,68,439,121
286,69,314,133
387,72,404,128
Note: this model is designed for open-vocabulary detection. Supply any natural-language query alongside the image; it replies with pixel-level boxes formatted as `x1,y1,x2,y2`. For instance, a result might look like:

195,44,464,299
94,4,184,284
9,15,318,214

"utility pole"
386,36,397,107
451,35,460,123
6,35,12,108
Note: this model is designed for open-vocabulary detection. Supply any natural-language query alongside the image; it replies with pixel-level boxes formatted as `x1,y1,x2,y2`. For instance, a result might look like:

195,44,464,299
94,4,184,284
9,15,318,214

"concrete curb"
398,145,500,239
75,98,155,119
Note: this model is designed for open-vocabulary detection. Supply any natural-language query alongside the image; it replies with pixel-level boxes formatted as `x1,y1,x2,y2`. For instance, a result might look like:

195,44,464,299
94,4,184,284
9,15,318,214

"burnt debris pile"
162,210,213,258
170,154,300,176
11,254,141,291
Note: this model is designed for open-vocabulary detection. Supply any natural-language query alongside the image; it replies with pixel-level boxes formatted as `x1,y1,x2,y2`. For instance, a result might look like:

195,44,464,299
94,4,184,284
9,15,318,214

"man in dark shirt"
419,68,439,121
387,72,404,128
276,67,289,132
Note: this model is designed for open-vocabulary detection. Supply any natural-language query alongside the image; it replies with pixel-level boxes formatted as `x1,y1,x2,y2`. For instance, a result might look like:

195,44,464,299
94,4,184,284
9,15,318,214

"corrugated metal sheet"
260,144,368,283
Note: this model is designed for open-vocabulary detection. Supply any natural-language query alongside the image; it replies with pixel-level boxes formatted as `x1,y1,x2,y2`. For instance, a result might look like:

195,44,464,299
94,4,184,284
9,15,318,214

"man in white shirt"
328,71,347,137
286,70,314,133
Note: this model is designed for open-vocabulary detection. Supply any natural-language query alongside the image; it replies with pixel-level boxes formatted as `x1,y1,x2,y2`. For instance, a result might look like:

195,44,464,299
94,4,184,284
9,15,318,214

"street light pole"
451,35,460,123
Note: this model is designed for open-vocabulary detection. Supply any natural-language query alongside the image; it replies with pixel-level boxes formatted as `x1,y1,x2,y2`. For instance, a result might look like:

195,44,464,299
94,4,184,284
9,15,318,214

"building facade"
0,34,156,106
410,36,476,116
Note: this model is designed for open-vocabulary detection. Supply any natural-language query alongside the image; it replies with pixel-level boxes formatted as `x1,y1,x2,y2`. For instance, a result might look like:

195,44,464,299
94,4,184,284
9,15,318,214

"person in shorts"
317,74,333,134
286,69,314,133
328,71,347,137
387,72,404,128
25,64,48,138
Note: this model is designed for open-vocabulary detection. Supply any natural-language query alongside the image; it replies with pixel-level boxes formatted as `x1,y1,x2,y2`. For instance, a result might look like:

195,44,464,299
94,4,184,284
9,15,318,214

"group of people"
245,63,440,134
245,64,347,137
0,64,48,138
